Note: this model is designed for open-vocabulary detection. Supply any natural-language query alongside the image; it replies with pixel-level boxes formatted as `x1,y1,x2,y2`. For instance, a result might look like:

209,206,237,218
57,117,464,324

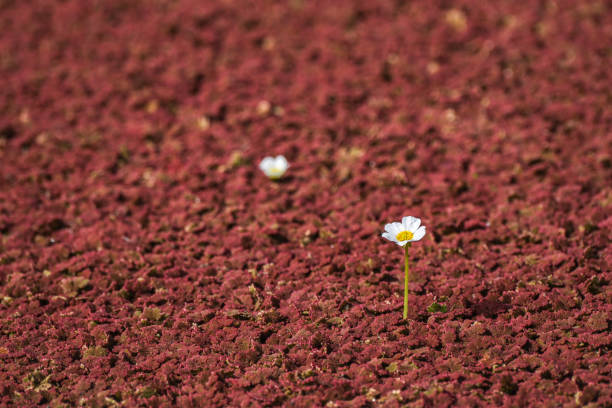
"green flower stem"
403,243,411,320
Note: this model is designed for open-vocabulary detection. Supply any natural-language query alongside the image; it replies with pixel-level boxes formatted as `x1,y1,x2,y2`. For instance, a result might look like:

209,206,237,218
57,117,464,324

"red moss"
1,0,611,406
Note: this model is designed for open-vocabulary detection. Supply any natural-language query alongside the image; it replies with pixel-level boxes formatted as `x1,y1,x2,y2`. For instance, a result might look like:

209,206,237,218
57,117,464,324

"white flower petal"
381,232,396,242
411,217,421,232
275,155,289,170
402,216,421,232
384,223,396,234
259,157,274,171
401,216,413,229
391,222,404,236
397,240,409,246
411,226,426,241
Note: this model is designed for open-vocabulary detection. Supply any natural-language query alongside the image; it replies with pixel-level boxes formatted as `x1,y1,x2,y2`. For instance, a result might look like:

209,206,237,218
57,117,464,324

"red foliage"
0,0,610,406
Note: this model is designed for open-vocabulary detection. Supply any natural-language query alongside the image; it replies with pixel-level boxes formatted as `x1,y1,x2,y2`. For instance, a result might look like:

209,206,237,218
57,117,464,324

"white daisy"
259,155,289,179
381,216,426,247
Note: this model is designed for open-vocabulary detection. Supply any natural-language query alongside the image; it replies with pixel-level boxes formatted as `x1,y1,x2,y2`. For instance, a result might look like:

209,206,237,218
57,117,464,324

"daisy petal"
404,216,421,232
386,223,401,236
381,232,396,242
401,216,413,230
259,157,274,171
384,223,396,234
411,226,426,241
275,155,288,170
392,222,404,235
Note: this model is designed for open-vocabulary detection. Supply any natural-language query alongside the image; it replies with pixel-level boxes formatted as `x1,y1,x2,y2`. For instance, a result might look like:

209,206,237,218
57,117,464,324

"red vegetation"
0,0,610,406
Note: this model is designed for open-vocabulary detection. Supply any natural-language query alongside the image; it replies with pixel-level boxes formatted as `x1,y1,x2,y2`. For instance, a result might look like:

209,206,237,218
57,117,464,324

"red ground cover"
1,0,611,406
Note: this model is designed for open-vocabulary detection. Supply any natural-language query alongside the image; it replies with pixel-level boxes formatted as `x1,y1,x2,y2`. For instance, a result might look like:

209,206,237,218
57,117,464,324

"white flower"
381,216,426,246
259,155,289,179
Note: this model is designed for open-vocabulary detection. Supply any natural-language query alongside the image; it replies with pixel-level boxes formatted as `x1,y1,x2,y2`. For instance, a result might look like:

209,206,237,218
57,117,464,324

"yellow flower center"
268,167,283,178
396,231,413,241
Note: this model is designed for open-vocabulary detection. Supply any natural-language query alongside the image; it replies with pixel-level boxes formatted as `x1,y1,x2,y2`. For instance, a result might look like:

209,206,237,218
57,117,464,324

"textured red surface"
1,0,611,406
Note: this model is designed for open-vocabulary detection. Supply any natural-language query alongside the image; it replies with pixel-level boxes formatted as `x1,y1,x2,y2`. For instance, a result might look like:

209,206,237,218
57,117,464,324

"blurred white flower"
381,216,426,246
259,155,289,179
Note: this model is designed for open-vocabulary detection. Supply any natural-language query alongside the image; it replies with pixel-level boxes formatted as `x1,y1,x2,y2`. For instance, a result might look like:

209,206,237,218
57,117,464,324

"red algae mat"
1,0,611,406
